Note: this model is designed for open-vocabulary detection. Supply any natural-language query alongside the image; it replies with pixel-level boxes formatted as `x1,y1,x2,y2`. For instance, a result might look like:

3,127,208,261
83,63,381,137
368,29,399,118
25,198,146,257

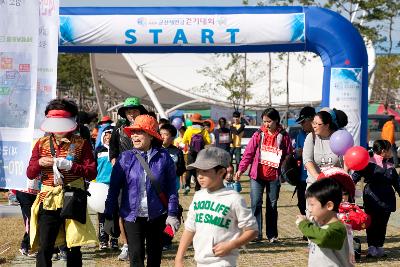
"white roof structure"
92,52,326,117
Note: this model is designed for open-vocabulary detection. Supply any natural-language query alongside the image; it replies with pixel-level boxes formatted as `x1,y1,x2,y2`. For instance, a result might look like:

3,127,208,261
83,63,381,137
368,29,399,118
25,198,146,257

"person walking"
104,115,180,267
235,108,293,243
214,117,232,153
294,106,316,216
230,111,245,171
26,98,97,267
108,96,147,260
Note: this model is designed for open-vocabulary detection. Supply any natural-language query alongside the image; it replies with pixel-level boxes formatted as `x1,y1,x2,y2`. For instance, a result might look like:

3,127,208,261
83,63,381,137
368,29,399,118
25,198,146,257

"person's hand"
296,215,306,225
55,158,73,171
212,241,235,257
234,170,243,181
111,158,116,166
166,216,180,234
39,157,54,167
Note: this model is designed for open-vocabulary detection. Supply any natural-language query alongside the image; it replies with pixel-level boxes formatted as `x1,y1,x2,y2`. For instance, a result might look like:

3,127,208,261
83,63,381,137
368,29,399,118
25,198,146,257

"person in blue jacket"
104,115,180,267
94,125,120,250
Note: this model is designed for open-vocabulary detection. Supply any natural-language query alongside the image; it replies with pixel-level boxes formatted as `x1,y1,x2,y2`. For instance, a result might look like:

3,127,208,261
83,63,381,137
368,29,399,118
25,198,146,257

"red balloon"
344,146,370,171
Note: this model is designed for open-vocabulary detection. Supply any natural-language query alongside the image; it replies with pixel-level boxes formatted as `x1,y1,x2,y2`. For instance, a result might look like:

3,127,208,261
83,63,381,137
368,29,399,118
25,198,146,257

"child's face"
307,197,333,225
103,132,111,145
225,166,234,181
381,149,392,159
197,168,225,192
160,129,173,146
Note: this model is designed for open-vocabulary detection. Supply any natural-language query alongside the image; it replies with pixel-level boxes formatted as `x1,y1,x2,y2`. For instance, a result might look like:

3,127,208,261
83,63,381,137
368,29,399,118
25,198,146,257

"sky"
60,0,399,54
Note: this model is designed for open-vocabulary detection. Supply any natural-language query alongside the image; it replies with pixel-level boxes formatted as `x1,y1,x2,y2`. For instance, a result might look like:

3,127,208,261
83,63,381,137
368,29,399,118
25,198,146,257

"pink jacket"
239,129,293,180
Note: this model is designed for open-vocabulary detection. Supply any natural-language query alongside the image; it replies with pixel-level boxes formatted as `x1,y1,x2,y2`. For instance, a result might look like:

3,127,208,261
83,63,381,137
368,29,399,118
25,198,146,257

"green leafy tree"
57,54,93,109
372,55,400,107
195,53,264,112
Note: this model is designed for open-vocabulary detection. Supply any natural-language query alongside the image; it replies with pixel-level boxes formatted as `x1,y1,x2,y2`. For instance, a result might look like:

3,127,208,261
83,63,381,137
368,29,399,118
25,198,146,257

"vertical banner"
329,68,362,146
0,0,39,189
34,0,59,138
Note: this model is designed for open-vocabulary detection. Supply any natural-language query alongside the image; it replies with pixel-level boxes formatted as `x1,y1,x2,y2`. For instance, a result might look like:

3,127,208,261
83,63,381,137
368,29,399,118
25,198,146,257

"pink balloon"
344,146,370,171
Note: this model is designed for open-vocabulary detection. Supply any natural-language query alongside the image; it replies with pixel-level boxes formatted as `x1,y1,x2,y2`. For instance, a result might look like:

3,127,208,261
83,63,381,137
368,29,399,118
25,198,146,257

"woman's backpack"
280,154,301,186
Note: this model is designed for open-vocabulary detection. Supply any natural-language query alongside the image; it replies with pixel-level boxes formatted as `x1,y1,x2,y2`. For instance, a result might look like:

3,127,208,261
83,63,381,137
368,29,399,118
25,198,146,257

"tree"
57,54,93,109
372,55,400,107
195,53,264,112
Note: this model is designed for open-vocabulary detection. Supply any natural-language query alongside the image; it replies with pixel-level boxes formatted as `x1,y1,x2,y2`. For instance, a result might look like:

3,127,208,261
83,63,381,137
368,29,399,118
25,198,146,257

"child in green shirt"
296,178,354,267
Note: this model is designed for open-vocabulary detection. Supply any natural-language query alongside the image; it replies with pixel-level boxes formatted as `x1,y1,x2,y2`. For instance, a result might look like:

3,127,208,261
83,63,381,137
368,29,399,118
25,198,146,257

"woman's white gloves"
166,216,180,234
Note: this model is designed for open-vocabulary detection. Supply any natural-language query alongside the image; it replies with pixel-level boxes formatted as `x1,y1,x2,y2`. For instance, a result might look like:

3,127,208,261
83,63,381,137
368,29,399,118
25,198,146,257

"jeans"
124,215,167,267
230,147,242,171
250,178,281,240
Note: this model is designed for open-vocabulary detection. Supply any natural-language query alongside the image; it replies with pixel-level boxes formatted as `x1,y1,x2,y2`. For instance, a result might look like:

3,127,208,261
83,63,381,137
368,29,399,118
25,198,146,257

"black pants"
296,181,307,216
15,191,37,251
366,210,391,247
124,215,167,267
185,152,200,191
391,144,399,167
36,204,82,267
98,212,119,242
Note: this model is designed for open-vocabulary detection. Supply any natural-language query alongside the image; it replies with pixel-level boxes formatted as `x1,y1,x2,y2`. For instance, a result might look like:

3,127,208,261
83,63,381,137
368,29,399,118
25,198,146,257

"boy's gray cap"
187,147,231,170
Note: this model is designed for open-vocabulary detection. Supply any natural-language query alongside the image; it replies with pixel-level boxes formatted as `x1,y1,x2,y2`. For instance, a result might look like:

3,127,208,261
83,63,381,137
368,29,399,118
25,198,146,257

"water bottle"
66,144,75,161
233,181,242,193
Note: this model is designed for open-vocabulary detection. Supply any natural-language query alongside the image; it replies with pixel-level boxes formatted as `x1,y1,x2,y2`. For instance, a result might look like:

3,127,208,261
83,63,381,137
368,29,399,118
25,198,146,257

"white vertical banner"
34,0,59,138
0,0,40,189
329,68,362,146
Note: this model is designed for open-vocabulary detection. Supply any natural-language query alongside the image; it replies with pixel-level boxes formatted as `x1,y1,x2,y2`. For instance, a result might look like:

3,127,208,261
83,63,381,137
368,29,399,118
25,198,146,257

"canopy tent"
92,52,325,114
368,103,400,122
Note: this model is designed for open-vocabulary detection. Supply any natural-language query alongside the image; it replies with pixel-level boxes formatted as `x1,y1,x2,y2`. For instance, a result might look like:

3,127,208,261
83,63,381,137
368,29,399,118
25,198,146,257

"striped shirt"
26,134,96,202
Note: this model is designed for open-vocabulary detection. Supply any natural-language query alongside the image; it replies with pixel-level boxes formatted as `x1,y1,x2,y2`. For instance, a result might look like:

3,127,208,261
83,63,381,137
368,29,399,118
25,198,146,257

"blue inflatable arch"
59,6,368,146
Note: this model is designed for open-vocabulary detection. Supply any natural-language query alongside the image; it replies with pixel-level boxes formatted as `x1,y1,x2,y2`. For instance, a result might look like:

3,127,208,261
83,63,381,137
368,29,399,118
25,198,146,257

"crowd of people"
8,95,400,267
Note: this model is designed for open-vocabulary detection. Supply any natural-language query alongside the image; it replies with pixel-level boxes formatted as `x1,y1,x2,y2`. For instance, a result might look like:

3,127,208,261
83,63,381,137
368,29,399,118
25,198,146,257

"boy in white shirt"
175,147,258,267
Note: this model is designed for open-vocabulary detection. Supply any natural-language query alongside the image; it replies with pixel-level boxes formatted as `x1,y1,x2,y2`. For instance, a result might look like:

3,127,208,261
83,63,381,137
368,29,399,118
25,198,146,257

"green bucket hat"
117,97,147,118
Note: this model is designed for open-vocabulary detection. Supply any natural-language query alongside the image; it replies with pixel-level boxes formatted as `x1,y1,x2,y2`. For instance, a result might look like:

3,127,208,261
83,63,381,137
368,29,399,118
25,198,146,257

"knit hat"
123,114,162,141
117,97,147,118
40,110,77,134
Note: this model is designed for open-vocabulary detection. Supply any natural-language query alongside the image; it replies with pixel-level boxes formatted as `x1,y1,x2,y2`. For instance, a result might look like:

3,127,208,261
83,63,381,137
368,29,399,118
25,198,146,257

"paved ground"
9,177,400,266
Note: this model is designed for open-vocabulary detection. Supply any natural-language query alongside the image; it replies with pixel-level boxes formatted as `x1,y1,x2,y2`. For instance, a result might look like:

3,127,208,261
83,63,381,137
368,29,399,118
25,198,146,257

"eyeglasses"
312,122,324,126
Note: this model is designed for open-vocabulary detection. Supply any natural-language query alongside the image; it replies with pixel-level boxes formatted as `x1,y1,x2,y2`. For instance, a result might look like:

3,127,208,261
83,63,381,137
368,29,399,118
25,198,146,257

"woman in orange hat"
104,115,180,267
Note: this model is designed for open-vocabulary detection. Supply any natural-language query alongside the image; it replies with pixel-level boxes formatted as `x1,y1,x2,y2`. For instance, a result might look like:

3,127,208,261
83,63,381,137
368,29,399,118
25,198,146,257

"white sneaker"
269,237,279,243
118,244,129,261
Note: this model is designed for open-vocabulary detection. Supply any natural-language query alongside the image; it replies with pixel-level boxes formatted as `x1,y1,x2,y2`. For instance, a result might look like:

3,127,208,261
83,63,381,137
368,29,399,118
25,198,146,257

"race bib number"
219,133,230,144
260,145,282,168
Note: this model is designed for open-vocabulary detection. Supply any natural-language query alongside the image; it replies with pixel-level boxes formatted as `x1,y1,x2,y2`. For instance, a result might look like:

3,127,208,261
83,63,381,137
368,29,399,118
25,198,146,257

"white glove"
165,216,180,235
53,160,64,186
56,157,73,171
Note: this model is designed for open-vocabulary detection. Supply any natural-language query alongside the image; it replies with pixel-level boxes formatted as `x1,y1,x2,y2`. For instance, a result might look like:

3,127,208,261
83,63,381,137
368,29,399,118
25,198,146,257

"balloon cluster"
329,130,369,171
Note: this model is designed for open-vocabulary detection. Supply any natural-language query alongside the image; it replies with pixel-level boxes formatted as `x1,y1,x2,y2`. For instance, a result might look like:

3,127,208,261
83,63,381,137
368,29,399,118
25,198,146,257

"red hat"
40,110,77,134
317,167,355,198
123,115,162,141
99,115,112,124
190,113,203,123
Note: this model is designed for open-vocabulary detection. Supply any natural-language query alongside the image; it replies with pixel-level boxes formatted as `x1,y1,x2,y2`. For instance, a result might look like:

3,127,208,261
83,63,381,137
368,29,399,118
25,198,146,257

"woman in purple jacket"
104,115,179,267
235,108,293,243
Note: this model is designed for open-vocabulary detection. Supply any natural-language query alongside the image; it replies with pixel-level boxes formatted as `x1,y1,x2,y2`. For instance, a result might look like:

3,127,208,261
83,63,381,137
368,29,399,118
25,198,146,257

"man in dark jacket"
109,97,147,165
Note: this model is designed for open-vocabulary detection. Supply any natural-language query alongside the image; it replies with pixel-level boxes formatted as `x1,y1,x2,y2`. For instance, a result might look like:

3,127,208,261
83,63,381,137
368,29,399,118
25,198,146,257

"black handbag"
49,136,89,224
60,185,88,224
